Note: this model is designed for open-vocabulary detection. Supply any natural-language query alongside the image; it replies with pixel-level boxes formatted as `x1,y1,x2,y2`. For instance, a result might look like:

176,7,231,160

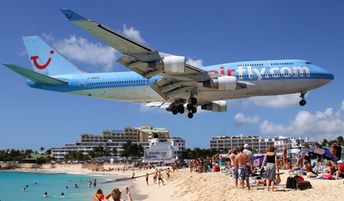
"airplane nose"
328,73,334,80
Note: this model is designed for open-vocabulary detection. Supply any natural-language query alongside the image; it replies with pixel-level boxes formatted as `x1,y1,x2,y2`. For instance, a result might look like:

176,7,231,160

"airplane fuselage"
28,59,333,103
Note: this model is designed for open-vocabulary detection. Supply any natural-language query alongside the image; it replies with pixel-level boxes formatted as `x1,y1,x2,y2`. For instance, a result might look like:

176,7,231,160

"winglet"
60,9,87,21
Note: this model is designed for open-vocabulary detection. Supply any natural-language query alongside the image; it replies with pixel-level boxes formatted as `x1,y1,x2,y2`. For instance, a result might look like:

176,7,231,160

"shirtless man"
228,148,238,188
235,147,250,190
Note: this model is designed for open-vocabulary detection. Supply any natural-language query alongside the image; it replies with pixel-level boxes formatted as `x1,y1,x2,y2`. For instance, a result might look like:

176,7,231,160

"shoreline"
3,165,344,201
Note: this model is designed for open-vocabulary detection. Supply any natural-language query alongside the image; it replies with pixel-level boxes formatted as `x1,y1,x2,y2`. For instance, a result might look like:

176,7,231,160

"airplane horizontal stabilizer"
3,64,67,85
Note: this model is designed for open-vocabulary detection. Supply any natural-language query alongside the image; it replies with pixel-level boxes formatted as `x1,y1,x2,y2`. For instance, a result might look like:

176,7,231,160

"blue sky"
0,0,343,150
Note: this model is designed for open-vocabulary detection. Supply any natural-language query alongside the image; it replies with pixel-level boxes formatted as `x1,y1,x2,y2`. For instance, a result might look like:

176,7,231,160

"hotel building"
210,135,309,153
51,125,184,161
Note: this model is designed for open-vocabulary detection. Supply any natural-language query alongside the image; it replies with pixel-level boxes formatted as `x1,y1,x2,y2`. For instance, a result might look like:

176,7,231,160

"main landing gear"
299,92,307,106
168,97,198,119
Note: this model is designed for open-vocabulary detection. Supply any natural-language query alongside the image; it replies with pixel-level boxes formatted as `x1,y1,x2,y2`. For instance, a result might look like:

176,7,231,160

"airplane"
4,9,334,119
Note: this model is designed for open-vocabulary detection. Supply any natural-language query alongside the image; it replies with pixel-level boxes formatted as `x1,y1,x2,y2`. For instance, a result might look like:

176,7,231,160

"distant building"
51,125,183,161
210,135,309,153
143,137,186,162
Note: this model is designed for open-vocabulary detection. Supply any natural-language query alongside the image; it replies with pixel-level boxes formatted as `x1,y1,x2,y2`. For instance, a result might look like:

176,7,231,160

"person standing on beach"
235,147,250,190
243,144,253,183
131,172,136,181
166,168,171,180
261,146,279,191
145,173,149,185
282,148,287,170
157,170,164,186
229,148,238,188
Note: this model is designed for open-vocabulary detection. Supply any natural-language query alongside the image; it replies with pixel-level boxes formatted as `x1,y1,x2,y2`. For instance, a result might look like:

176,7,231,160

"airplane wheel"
178,105,185,114
187,103,193,110
172,107,178,115
299,100,306,106
190,97,197,105
191,107,197,114
187,112,193,119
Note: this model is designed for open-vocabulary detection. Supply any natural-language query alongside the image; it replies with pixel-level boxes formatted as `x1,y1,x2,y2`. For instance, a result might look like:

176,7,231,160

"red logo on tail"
30,50,54,70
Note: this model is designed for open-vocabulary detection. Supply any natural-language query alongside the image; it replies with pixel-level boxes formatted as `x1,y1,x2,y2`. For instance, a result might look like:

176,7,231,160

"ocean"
0,170,125,201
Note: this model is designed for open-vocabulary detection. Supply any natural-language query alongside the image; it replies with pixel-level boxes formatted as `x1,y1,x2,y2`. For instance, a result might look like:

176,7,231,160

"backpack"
286,176,297,189
298,181,312,190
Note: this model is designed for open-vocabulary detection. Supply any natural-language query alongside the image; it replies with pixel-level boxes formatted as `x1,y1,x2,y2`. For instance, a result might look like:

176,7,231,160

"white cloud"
122,24,145,44
259,106,344,139
186,58,204,67
53,36,117,71
41,33,55,42
234,113,260,125
243,93,301,108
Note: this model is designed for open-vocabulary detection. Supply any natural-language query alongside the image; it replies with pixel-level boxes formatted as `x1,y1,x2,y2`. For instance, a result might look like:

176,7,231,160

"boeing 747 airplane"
4,9,334,118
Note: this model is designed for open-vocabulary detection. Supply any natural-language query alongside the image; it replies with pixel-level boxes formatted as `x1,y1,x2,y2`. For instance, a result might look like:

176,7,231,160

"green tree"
120,141,144,159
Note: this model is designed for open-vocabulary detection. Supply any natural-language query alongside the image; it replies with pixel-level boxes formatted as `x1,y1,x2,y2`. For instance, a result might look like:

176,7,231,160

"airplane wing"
60,9,216,102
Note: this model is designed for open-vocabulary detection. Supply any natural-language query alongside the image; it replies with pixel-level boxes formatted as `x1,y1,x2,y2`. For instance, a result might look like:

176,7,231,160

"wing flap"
4,64,67,85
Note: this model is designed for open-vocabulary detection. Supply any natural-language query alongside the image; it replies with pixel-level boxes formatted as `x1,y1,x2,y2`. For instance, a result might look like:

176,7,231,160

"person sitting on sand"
324,161,335,175
261,146,279,191
295,155,303,170
336,160,344,180
303,160,317,178
316,160,335,179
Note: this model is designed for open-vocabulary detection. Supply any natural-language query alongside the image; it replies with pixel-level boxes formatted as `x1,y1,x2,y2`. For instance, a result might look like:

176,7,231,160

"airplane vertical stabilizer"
22,36,82,75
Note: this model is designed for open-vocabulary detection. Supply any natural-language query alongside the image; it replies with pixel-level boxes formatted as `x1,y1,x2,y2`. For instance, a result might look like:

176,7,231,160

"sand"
12,164,344,201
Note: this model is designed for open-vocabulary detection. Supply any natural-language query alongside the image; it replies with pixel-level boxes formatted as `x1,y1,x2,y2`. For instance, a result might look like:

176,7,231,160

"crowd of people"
187,143,343,192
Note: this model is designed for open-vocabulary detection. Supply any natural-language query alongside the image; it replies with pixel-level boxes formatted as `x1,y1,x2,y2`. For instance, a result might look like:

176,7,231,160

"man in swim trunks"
229,148,238,188
235,147,250,190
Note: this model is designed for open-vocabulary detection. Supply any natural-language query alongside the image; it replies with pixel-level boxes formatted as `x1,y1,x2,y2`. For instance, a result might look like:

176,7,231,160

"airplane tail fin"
22,36,83,75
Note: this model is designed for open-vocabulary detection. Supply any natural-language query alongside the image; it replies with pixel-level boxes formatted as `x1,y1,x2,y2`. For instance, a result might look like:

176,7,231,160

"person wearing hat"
336,160,344,180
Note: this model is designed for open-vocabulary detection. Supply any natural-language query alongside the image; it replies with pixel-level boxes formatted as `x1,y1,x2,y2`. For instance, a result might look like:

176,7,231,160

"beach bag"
286,176,297,189
298,181,312,190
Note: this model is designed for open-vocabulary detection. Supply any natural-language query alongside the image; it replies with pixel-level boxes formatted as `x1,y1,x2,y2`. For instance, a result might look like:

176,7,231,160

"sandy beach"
10,164,343,201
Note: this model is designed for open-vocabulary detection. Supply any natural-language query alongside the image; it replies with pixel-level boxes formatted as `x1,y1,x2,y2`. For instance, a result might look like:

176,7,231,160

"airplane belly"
68,86,164,103
196,79,329,101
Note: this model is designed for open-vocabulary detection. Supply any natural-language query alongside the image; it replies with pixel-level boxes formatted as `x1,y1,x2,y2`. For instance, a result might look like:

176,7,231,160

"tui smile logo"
30,50,54,70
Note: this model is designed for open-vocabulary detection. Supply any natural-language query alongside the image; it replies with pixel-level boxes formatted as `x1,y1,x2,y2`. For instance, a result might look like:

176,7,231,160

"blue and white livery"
4,9,334,118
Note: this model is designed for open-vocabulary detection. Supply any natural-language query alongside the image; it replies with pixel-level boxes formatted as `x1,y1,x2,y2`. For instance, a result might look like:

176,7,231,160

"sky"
0,0,343,150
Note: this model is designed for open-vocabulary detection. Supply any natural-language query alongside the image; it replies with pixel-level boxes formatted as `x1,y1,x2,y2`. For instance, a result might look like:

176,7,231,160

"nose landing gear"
299,92,307,106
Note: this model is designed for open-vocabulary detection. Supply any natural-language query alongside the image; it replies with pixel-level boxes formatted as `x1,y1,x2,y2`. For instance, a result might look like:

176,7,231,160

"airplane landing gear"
167,97,198,119
299,92,307,106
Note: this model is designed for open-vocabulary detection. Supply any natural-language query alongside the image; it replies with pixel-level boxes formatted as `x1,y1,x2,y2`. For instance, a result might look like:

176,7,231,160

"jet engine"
201,100,227,112
203,76,237,91
162,56,186,73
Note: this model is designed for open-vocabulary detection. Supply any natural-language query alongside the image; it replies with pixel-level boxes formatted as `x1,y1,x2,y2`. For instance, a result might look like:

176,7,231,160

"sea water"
0,171,124,201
